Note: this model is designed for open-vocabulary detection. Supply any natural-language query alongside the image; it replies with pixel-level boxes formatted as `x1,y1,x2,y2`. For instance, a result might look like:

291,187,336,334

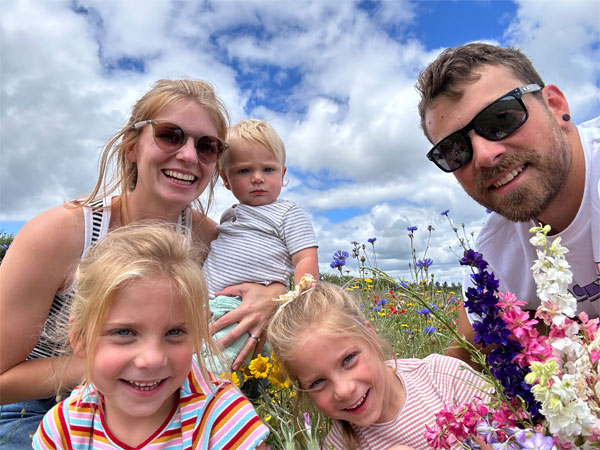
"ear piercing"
562,113,571,122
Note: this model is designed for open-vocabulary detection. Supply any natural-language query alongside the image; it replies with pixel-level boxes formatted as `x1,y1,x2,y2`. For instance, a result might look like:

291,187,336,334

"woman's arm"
210,282,286,370
0,205,86,403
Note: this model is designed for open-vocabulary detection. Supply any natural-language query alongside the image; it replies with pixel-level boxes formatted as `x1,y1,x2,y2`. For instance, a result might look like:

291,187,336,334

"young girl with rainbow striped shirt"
33,224,268,449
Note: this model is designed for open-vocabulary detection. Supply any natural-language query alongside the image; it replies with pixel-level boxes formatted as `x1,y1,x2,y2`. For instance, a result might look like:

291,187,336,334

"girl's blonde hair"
266,281,395,450
77,79,230,218
220,119,286,170
69,222,224,393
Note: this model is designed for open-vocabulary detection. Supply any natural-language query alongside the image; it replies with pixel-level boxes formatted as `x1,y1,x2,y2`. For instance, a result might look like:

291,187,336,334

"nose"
331,376,355,402
134,339,168,370
469,132,507,169
251,170,264,184
176,136,200,165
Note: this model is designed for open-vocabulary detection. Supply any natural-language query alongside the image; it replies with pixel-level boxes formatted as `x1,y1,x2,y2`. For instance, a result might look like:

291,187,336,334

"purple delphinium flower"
514,430,554,450
460,248,540,419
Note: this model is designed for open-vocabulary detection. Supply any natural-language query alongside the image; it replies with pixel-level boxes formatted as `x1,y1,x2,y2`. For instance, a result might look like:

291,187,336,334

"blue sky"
1,0,599,281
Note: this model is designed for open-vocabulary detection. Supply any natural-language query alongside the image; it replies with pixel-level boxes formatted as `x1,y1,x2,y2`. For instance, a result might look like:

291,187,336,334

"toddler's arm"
292,246,319,281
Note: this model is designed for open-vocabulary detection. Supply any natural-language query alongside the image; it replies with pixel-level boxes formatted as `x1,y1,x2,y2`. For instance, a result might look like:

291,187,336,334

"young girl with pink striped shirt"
32,224,268,450
266,279,487,450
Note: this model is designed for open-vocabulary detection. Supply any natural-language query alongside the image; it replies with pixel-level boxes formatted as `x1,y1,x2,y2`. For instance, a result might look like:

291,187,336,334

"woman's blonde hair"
266,281,395,450
220,119,286,171
69,222,224,393
78,79,230,217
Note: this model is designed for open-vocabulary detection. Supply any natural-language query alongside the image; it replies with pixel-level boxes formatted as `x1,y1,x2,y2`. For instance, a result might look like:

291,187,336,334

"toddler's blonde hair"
220,119,286,170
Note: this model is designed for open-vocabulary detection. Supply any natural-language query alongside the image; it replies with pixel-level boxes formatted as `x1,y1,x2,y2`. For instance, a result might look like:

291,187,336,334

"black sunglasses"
132,120,227,164
426,84,542,172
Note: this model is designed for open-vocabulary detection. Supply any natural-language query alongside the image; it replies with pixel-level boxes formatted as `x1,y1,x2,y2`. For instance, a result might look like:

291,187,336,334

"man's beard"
464,123,571,222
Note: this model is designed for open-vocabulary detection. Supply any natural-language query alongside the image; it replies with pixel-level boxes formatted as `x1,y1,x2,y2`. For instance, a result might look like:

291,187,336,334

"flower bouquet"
423,225,600,449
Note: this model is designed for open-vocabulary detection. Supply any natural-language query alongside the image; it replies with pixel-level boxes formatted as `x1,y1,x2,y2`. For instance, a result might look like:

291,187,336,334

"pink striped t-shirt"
321,354,488,450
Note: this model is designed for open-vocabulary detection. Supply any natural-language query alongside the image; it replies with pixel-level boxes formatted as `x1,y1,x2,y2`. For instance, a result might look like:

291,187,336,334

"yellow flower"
249,354,272,379
264,414,272,422
219,371,241,387
240,365,253,382
268,363,291,390
364,278,373,283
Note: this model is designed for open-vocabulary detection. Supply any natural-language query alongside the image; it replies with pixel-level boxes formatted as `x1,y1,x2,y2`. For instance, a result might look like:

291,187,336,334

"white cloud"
1,0,598,284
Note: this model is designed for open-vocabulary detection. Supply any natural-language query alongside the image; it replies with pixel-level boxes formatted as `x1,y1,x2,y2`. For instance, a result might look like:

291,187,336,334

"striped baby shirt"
32,357,268,449
322,354,488,450
203,199,318,296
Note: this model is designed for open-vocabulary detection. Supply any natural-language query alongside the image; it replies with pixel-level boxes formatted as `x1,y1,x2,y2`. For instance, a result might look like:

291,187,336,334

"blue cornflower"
330,258,346,269
416,258,433,268
333,250,349,260
379,298,387,306
1,244,8,250
485,209,492,214
368,237,376,243
416,307,430,315
407,226,417,232
422,326,436,334
372,305,381,313
441,209,449,216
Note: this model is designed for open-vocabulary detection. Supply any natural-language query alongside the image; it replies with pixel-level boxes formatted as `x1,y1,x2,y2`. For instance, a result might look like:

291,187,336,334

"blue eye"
310,378,325,389
167,328,186,337
113,329,133,337
343,353,356,365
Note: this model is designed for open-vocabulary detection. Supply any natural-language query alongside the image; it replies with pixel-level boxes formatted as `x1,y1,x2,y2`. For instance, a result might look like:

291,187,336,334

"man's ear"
69,317,86,359
542,84,571,129
219,170,231,190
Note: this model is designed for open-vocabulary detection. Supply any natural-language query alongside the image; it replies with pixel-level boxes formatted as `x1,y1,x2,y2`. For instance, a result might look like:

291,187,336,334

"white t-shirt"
464,117,600,320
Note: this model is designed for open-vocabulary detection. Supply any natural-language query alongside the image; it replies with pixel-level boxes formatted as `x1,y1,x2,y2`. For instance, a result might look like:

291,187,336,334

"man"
416,42,599,365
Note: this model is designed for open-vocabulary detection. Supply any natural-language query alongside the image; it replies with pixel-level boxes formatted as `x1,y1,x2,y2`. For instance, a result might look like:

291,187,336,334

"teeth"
493,165,524,188
127,379,162,390
346,393,367,410
164,170,196,185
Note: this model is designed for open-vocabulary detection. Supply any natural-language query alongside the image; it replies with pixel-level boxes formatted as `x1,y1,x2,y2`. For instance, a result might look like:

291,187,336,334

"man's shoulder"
476,213,527,248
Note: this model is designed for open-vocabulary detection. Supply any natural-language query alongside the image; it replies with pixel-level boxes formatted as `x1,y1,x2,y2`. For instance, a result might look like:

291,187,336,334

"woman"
0,79,281,448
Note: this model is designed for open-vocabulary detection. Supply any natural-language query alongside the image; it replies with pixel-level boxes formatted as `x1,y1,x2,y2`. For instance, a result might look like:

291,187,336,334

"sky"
1,0,599,283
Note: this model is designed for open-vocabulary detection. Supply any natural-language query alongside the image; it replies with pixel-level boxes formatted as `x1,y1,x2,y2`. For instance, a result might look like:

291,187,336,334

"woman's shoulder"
190,209,218,246
4,204,85,270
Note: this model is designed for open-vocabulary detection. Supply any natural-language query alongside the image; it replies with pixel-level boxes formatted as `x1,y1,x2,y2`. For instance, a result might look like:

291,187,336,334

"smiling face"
289,329,403,427
90,276,193,438
126,98,219,212
220,142,286,206
424,65,571,222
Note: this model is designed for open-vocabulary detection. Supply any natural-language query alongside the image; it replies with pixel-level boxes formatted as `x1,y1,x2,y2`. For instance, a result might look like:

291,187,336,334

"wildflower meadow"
228,214,600,450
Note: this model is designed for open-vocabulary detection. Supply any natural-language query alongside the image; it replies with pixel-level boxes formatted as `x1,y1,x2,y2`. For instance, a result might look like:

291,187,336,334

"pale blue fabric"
0,397,56,449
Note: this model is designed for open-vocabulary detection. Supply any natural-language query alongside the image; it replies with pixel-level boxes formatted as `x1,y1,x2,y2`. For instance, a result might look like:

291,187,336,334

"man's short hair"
416,42,545,142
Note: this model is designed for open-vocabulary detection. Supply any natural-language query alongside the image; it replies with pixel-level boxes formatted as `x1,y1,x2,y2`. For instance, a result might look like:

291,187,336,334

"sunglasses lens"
153,123,185,151
475,97,526,141
433,133,472,172
195,136,222,163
